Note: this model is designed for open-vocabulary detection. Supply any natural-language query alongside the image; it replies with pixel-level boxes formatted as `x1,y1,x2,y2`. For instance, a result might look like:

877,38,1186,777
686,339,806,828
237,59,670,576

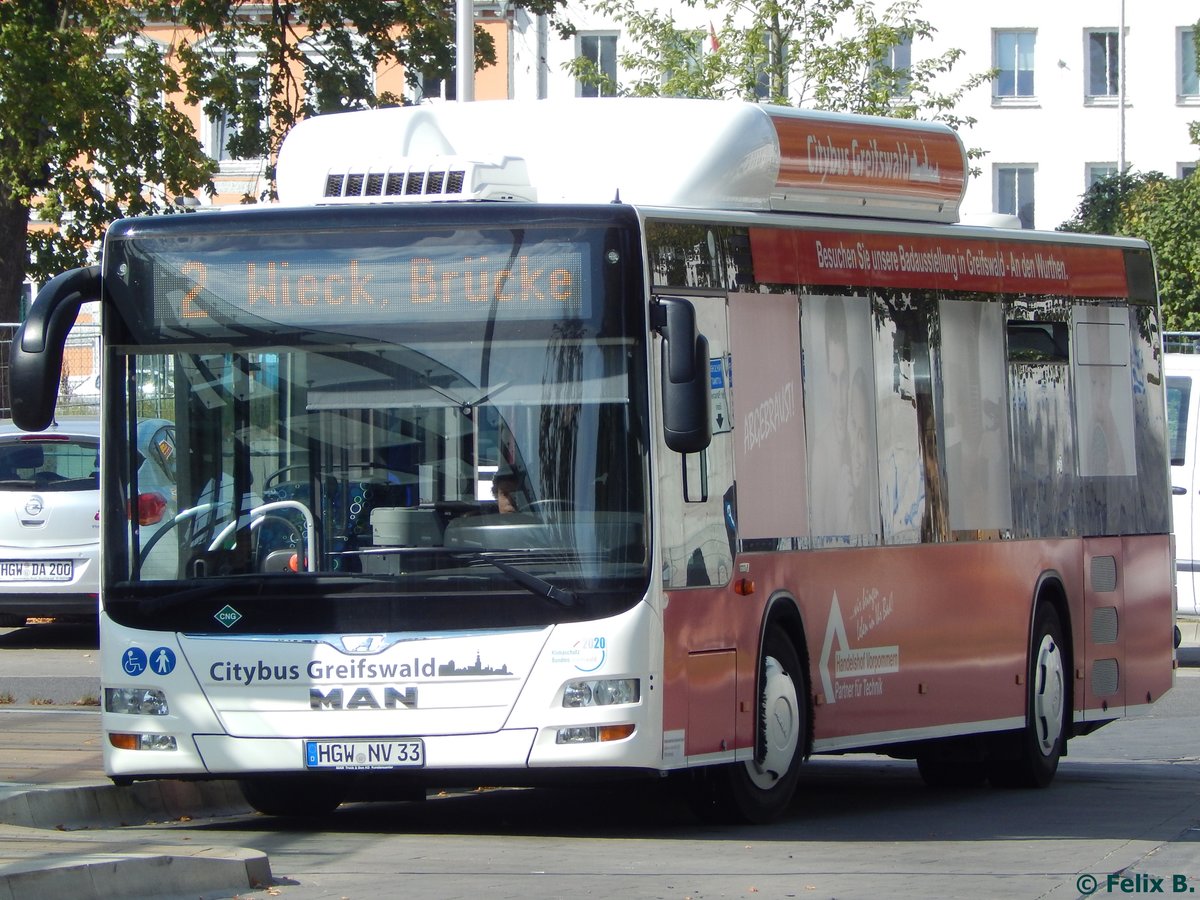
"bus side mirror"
654,297,712,454
11,266,99,432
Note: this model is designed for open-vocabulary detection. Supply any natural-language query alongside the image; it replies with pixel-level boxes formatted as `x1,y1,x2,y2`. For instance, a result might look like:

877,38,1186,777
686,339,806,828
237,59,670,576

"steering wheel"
135,501,230,573
527,499,575,518
207,500,317,572
265,463,405,489
264,464,310,489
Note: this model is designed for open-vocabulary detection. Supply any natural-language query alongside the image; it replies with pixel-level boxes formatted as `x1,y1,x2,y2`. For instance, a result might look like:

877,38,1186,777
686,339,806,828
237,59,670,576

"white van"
1166,350,1200,614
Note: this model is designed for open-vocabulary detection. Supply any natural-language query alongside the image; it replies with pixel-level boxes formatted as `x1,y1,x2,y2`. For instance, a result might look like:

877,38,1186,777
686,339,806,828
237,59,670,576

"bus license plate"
304,738,425,770
0,560,73,582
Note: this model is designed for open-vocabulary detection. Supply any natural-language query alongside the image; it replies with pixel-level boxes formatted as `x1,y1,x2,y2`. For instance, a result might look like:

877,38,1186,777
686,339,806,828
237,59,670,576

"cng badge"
215,605,243,628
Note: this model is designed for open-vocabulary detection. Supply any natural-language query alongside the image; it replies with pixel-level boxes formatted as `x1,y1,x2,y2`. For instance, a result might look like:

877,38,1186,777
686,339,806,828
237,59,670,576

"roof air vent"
319,157,535,204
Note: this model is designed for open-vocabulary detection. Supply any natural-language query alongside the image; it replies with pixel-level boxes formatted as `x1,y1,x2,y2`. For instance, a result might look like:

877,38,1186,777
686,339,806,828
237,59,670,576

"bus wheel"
693,627,807,824
990,604,1067,788
239,775,347,817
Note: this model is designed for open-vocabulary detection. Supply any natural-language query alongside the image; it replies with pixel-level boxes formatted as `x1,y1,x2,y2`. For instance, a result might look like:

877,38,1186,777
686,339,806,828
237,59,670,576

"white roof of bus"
275,98,969,224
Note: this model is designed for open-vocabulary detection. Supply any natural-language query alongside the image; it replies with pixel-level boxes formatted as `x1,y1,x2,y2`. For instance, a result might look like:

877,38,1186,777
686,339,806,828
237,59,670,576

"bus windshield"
101,208,651,631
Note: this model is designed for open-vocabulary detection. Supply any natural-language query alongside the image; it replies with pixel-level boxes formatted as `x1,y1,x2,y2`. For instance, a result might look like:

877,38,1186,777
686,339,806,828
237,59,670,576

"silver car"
0,417,102,625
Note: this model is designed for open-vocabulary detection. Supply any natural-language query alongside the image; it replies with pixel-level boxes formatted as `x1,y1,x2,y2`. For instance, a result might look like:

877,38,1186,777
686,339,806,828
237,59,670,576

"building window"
994,30,1035,99
1181,28,1199,100
753,30,789,101
872,33,912,99
577,34,618,97
1087,163,1118,189
1086,29,1120,99
1181,163,1198,179
661,30,705,95
417,68,457,102
997,165,1035,229
204,52,268,163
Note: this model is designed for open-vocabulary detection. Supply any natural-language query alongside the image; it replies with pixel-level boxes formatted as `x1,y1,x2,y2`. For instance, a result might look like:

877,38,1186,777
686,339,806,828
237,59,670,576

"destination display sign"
143,240,590,331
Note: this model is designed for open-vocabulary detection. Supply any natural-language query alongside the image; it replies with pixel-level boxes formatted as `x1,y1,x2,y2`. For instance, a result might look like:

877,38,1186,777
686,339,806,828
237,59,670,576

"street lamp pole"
456,0,474,101
1118,0,1126,173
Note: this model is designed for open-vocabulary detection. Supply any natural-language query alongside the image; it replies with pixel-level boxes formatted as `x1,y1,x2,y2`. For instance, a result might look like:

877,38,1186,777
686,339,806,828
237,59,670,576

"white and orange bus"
11,99,1175,822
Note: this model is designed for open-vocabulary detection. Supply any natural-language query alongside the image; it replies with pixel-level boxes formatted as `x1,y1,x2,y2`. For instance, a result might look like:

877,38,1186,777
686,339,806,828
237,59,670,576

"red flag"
709,21,720,52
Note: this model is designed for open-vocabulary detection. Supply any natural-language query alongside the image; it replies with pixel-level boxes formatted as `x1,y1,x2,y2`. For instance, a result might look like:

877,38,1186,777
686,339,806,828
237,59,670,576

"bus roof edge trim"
275,99,968,224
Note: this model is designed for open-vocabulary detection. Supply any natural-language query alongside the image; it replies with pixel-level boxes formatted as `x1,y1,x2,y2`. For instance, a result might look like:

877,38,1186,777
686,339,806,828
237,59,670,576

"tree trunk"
0,198,30,325
0,198,31,417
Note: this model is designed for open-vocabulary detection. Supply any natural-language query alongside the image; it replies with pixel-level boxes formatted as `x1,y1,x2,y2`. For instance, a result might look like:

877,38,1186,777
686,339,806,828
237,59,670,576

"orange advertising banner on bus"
770,114,967,208
749,228,1132,298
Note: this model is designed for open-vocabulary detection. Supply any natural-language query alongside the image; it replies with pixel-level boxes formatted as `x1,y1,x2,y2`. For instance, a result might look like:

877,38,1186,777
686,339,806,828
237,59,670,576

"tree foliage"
1061,172,1200,331
566,0,991,158
1059,20,1200,331
0,0,565,325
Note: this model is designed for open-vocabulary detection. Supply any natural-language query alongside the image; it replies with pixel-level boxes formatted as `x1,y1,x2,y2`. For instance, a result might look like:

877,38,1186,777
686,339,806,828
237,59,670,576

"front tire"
691,627,808,823
990,604,1068,788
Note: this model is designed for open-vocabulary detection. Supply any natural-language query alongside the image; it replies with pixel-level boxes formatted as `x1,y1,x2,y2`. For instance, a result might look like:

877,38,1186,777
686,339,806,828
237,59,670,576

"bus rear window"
1007,321,1069,363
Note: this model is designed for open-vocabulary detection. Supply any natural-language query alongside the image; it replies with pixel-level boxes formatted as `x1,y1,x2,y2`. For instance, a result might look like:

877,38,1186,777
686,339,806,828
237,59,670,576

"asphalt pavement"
0,617,1196,900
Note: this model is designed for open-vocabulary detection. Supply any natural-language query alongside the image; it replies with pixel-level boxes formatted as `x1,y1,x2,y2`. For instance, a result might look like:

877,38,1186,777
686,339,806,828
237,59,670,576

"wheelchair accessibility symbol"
121,647,175,677
121,647,147,676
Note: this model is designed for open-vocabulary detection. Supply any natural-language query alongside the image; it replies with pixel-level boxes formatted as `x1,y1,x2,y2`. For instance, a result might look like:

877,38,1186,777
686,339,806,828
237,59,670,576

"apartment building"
31,4,1200,248
510,0,1200,230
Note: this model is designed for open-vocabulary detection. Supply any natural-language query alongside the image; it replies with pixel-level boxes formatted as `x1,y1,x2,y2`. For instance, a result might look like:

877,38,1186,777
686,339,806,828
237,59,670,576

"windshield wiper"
352,546,579,607
463,551,578,608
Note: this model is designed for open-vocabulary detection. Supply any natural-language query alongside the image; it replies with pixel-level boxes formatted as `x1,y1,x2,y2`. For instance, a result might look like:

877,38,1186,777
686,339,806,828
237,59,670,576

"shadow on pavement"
0,619,98,650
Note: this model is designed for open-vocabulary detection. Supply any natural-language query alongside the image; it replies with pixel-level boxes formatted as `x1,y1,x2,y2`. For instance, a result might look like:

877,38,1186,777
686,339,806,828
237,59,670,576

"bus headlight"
108,733,178,751
561,678,640,707
555,724,636,744
105,687,169,716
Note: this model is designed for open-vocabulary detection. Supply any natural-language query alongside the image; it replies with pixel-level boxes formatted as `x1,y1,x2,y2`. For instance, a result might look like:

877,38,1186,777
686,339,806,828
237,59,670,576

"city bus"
10,99,1175,823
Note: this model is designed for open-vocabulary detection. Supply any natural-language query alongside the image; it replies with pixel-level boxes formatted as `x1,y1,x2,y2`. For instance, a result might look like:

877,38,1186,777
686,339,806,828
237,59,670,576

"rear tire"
691,627,808,824
989,604,1068,788
239,774,347,817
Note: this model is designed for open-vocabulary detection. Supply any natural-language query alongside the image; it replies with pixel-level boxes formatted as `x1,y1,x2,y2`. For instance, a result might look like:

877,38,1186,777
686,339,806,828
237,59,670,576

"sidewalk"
0,708,267,900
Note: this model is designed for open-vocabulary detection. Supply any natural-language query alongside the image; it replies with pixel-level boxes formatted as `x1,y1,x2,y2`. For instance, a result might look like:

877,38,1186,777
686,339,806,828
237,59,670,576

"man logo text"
309,686,418,710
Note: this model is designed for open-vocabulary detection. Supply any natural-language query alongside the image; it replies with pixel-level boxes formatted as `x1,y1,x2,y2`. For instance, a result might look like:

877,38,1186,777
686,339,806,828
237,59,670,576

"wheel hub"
747,655,800,790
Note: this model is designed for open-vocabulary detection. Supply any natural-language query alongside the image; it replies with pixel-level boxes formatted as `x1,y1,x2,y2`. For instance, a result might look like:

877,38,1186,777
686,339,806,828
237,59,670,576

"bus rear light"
105,687,169,715
131,492,168,526
108,732,178,751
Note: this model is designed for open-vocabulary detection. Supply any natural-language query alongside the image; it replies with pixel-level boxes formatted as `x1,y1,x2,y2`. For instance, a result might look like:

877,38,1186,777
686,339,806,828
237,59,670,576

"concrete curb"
0,844,272,900
0,778,250,830
0,780,265,899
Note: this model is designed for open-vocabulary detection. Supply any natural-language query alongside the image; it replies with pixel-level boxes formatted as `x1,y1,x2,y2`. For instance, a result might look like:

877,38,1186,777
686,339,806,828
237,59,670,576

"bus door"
658,293,738,759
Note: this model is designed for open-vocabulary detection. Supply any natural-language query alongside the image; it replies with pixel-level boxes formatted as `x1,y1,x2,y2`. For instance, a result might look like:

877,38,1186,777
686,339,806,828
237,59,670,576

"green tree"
0,0,565,327
1062,172,1200,331
566,0,990,160
1059,20,1200,330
